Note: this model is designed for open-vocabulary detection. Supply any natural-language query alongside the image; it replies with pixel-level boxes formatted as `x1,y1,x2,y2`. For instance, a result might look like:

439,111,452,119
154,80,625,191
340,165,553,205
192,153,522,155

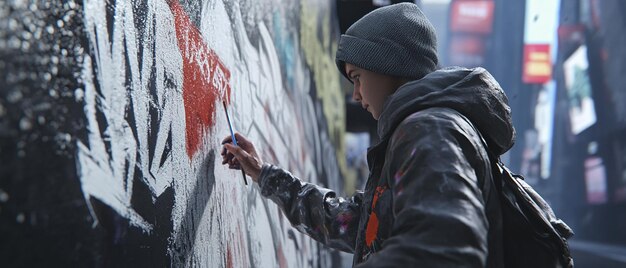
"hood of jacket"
377,67,516,156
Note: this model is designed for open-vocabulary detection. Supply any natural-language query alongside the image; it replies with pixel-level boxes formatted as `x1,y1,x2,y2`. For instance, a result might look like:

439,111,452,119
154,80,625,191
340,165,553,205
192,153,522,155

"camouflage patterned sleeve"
258,164,362,253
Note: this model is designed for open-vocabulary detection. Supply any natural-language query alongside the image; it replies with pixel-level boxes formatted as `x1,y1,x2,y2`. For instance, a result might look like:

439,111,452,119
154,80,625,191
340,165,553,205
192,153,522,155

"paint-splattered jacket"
258,67,515,267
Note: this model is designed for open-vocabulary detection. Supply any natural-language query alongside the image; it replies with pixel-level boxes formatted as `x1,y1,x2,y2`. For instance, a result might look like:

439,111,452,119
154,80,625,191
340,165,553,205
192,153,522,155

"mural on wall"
1,0,347,266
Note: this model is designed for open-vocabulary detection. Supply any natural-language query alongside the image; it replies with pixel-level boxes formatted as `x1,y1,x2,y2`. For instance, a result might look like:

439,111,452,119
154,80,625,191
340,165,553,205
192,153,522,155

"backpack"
463,107,574,267
490,158,575,268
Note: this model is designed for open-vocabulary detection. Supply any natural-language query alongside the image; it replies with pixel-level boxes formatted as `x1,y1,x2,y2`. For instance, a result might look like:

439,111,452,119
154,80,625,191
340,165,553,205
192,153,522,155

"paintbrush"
222,101,248,185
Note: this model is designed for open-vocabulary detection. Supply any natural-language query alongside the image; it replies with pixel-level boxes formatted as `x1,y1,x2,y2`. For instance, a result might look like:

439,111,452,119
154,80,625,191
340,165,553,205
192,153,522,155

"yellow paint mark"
300,1,348,181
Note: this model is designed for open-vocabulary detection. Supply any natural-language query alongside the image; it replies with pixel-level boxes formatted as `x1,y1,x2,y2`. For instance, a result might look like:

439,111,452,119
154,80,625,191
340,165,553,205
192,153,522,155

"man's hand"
221,133,264,183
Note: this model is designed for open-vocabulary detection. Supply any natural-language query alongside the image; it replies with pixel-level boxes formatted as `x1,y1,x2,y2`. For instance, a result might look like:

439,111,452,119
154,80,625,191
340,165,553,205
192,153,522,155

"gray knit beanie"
336,3,438,81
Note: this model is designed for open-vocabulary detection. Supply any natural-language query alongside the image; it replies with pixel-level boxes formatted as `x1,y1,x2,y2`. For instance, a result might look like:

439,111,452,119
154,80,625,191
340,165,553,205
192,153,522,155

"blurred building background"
340,0,626,267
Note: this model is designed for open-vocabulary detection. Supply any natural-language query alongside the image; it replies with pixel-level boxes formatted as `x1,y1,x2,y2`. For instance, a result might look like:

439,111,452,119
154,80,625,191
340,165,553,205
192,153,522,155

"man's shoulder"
389,107,482,148
398,107,469,129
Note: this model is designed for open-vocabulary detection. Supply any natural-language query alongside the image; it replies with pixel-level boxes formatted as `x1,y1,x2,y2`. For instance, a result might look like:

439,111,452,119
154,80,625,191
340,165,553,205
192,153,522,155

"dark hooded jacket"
257,67,516,267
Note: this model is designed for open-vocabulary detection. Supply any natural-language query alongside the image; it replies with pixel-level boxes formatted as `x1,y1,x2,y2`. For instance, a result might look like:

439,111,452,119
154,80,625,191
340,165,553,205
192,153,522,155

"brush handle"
241,169,248,185
223,101,248,186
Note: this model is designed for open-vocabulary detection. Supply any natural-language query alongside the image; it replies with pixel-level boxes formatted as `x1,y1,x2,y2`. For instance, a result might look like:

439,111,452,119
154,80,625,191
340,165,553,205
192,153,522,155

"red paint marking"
226,246,233,268
168,0,232,159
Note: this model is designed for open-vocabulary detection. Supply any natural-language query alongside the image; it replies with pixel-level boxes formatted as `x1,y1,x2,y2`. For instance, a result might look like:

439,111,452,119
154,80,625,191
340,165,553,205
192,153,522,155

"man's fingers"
228,157,239,166
223,134,252,153
221,149,236,165
224,143,248,159
228,164,241,170
221,135,233,145
234,132,250,147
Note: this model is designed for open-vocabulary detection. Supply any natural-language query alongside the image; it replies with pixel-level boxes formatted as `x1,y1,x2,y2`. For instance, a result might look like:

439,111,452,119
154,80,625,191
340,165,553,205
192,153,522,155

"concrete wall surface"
0,0,346,267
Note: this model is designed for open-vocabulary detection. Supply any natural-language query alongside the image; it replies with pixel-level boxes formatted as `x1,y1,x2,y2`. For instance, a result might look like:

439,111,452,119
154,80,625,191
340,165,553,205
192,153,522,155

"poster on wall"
563,45,597,135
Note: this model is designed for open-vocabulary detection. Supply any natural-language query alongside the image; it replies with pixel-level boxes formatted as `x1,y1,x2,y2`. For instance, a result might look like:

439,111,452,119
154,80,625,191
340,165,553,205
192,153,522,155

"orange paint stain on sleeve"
365,212,379,247
365,186,387,247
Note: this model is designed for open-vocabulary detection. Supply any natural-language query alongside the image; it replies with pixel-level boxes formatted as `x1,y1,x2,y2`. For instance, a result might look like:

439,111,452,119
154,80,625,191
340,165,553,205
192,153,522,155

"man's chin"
371,112,379,121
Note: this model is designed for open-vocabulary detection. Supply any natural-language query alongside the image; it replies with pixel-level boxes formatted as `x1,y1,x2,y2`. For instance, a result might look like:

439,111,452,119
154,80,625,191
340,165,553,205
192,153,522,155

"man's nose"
352,87,361,102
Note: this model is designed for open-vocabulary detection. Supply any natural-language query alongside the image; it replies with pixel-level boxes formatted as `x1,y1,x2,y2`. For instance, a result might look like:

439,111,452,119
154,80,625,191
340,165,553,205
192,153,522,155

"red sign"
448,35,486,67
450,0,495,34
522,44,552,84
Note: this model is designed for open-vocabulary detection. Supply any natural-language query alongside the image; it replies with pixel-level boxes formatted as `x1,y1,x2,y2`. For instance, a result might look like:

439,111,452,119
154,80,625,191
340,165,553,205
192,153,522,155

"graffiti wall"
0,0,346,266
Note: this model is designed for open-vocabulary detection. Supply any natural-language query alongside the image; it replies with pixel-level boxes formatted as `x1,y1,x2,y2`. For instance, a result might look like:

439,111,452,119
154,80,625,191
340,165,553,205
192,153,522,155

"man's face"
345,63,403,120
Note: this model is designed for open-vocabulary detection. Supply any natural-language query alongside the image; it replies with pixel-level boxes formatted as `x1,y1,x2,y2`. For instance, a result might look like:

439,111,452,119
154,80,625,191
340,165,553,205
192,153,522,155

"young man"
222,3,514,267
